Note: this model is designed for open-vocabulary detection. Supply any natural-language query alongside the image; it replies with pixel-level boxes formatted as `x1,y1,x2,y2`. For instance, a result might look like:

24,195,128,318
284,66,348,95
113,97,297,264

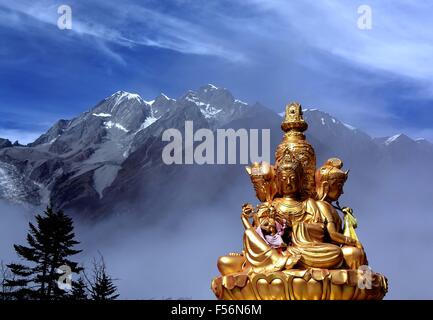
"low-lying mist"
1,163,433,299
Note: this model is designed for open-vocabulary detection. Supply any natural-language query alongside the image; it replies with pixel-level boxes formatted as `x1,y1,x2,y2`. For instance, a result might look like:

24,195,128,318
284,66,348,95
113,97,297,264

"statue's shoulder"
304,197,320,211
316,200,340,224
315,199,332,211
303,198,322,221
303,198,339,224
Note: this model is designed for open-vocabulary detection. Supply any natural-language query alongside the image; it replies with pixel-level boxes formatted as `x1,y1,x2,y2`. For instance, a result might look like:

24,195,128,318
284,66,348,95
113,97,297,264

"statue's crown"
316,158,349,182
277,149,301,174
281,102,308,133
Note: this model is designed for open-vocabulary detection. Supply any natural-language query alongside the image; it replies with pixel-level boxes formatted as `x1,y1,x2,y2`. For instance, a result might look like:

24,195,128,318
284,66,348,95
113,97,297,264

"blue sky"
1,0,433,143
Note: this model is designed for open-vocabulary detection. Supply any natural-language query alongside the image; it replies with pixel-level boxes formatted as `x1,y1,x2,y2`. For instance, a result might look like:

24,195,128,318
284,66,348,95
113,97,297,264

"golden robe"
243,198,343,272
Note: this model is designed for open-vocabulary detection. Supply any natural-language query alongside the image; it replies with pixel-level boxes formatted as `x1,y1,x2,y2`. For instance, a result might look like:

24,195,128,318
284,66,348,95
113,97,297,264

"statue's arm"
327,221,359,246
318,201,361,247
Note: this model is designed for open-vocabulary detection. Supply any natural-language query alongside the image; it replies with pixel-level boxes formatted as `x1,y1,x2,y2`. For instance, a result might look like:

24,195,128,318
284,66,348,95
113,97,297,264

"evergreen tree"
0,261,17,300
6,206,82,300
2,263,32,300
86,256,119,300
70,277,88,300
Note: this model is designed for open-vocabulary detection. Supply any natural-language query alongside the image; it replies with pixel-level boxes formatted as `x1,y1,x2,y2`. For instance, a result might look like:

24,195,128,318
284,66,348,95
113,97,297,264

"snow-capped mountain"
180,84,250,127
302,109,381,165
0,84,267,214
0,84,432,218
372,133,433,165
373,133,433,150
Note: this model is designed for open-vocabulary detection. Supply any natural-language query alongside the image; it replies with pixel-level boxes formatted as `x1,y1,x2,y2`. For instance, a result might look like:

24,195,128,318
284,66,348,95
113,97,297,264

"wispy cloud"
1,0,432,142
244,0,433,85
0,0,246,63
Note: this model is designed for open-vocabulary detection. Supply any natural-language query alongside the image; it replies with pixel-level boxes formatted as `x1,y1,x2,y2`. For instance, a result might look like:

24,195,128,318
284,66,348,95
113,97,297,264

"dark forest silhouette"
0,206,118,300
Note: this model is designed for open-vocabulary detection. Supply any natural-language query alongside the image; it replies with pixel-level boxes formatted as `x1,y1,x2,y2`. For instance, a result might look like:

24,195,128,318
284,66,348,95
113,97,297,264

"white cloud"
244,0,433,85
1,0,432,142
3,0,432,77
0,129,41,145
0,0,246,63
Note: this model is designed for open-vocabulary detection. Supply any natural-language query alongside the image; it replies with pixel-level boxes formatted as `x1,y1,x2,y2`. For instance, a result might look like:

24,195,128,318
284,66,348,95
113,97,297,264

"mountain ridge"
0,85,432,218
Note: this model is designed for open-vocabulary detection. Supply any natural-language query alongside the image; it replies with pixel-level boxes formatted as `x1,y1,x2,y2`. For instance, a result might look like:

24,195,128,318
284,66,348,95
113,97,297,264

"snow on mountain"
28,119,70,147
104,121,129,133
160,93,175,101
137,115,160,132
178,84,253,127
200,105,223,119
415,138,433,148
93,113,112,117
234,99,248,105
184,90,207,105
151,93,178,118
1,85,432,216
343,123,356,131
205,83,218,90
107,90,144,104
0,161,34,204
385,134,402,145
303,109,365,136
182,90,223,119
375,133,416,148
1,86,240,209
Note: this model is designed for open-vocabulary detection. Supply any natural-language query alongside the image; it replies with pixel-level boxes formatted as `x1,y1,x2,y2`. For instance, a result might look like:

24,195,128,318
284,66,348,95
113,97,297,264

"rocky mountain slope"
0,84,432,219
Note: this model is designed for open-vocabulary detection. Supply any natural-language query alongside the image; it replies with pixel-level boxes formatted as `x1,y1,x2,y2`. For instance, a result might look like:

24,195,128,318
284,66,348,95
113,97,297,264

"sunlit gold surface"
212,269,387,300
212,101,388,300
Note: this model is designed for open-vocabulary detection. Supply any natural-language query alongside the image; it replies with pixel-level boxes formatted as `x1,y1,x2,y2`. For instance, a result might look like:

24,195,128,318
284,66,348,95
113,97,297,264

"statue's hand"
342,206,354,215
355,241,364,249
345,236,362,248
241,203,254,218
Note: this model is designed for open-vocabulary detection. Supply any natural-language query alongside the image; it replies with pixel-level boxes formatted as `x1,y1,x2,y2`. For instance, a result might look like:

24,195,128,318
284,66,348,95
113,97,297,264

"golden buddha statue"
276,102,316,199
322,170,360,244
314,158,367,269
212,102,388,300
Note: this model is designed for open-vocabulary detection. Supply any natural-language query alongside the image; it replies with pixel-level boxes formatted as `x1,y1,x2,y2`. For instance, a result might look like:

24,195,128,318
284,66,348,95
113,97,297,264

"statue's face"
277,166,300,196
326,179,345,201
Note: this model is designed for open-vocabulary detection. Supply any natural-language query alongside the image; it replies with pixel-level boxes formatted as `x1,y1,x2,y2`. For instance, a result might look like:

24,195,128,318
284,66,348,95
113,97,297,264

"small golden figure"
212,102,388,300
